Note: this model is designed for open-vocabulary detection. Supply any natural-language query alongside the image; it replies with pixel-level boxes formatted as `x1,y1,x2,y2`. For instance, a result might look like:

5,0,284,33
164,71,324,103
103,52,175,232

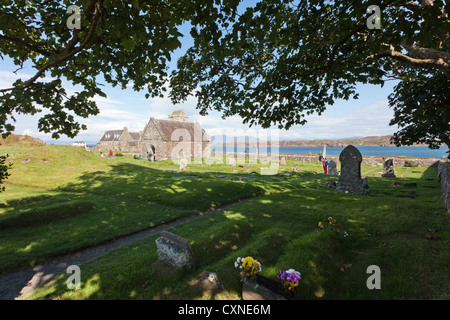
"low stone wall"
211,152,442,167
438,161,450,213
114,150,443,168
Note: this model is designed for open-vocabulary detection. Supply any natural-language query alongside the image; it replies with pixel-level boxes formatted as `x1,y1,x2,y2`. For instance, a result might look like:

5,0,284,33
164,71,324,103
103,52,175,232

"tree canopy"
0,0,449,145
169,0,449,141
0,0,240,138
388,70,450,151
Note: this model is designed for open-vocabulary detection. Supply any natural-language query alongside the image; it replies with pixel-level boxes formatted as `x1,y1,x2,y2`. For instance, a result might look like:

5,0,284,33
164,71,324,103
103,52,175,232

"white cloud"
282,99,395,140
3,64,396,144
0,70,55,90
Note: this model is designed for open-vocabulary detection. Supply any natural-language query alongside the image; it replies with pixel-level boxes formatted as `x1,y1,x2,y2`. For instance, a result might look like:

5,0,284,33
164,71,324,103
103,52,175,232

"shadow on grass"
59,163,266,212
0,201,96,230
20,167,449,300
364,165,441,200
12,163,449,300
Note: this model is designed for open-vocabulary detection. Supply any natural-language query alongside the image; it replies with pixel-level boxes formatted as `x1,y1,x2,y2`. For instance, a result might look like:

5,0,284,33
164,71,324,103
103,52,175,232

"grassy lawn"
0,143,448,300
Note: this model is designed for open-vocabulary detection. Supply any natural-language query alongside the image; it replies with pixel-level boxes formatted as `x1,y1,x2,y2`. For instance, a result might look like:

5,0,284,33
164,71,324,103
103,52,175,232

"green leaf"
121,39,136,51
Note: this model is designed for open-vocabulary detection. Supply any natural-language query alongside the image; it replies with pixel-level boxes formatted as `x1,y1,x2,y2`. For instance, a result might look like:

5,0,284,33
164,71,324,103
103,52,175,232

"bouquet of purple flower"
277,269,301,292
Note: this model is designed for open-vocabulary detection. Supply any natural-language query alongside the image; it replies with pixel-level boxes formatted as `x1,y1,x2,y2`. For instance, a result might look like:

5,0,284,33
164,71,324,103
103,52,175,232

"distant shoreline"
211,134,445,148
212,143,432,147
211,145,449,159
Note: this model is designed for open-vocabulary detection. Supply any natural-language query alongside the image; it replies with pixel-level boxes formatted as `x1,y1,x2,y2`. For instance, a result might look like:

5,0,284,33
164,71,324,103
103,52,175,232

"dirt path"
0,197,253,300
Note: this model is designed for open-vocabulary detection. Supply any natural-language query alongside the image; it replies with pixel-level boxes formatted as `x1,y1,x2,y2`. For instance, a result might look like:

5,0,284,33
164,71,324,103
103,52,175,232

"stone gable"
97,110,211,160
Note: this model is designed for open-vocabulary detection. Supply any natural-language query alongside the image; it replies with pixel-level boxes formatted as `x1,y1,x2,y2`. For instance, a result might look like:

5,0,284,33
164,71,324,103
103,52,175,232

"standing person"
322,158,329,174
109,150,113,159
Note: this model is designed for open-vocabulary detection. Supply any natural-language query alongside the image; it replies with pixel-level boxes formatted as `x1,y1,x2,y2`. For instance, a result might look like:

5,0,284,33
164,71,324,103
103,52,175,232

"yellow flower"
241,256,261,276
242,256,254,268
318,221,323,228
287,281,299,291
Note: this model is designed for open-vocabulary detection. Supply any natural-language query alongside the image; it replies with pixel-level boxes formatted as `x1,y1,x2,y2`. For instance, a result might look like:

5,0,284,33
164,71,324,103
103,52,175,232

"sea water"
211,146,449,158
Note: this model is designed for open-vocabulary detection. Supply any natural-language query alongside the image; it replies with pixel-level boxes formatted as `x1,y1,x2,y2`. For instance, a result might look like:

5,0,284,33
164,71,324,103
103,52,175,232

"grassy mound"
0,142,448,300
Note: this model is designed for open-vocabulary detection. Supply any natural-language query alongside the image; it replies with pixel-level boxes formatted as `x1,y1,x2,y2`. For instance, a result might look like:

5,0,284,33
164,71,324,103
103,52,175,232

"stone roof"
129,132,141,140
168,109,189,122
149,118,209,142
100,130,123,141
171,110,186,115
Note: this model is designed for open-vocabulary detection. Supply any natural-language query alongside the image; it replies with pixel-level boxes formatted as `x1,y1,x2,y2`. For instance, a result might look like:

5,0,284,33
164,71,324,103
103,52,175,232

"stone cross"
381,158,396,178
328,160,339,176
335,145,370,195
155,231,196,270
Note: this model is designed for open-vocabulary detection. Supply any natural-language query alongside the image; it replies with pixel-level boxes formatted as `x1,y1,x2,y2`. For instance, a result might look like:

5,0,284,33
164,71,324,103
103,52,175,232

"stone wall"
118,129,139,152
438,161,450,213
211,152,442,167
97,140,120,151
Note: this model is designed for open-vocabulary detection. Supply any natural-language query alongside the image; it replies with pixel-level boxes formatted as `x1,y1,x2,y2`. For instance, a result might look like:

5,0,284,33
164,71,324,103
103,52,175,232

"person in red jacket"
322,158,329,174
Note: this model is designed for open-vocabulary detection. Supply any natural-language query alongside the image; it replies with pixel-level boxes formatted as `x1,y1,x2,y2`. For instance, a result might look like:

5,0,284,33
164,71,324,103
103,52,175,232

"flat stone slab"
172,176,200,179
242,281,287,300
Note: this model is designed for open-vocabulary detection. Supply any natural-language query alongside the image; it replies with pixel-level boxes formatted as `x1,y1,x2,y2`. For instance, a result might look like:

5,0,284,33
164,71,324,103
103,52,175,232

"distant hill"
0,134,46,147
212,135,431,147
279,135,397,147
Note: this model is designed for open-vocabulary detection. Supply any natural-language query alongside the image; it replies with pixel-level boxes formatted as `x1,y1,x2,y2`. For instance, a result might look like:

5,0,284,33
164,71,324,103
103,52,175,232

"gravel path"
0,198,252,300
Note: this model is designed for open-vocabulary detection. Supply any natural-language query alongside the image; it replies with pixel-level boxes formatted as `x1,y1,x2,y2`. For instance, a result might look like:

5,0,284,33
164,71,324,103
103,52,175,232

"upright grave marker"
381,159,396,178
155,231,196,270
179,158,188,171
328,160,339,176
335,145,370,195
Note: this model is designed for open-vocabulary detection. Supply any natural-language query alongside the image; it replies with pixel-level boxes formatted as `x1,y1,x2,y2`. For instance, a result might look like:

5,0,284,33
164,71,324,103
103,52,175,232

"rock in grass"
190,271,224,296
155,231,195,270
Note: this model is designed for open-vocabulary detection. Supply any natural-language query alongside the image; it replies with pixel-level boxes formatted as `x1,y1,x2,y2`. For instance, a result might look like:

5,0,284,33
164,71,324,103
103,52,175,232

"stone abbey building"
97,110,211,160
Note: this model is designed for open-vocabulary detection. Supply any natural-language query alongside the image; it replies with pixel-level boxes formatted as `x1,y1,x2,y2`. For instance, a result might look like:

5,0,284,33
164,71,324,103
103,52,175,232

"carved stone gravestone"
179,158,188,171
155,231,196,270
229,157,236,167
328,160,339,176
335,145,370,195
382,159,396,178
280,157,286,166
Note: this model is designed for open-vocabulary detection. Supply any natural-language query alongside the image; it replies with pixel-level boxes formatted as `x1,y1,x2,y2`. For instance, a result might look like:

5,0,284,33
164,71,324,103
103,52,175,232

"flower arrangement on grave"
318,217,349,238
277,269,301,299
234,256,261,281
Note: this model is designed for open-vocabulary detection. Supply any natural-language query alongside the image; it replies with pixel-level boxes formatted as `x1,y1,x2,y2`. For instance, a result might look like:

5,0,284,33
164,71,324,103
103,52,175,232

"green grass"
0,143,448,300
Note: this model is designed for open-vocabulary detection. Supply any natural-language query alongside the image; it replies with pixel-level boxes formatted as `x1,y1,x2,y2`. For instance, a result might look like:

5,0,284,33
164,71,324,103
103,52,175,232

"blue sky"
0,4,400,144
